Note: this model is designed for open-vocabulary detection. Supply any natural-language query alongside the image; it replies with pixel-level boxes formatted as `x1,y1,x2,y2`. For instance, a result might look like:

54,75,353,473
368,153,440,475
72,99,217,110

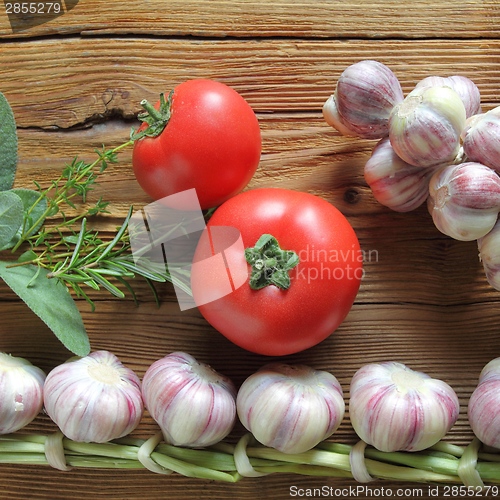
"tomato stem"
131,90,174,141
244,234,299,290
140,99,163,121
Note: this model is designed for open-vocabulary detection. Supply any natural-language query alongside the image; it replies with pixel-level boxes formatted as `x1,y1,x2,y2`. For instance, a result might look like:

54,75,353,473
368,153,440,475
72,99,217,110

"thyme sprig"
7,140,194,311
12,141,132,253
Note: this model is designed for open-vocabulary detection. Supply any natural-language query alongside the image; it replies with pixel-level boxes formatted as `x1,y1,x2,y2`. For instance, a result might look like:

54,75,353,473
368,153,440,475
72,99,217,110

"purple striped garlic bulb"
43,351,143,443
468,358,500,449
389,85,466,168
324,60,404,139
142,352,237,448
478,219,500,291
416,75,481,118
462,106,500,173
322,94,359,136
236,363,345,454
364,137,438,212
349,362,459,452
428,162,500,241
0,353,45,434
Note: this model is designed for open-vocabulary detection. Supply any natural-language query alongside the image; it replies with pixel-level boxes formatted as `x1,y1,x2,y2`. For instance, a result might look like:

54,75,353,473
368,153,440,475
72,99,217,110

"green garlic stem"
0,433,500,485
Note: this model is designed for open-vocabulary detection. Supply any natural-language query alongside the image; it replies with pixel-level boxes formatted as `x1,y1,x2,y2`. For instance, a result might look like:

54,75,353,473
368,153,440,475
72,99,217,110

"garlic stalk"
324,60,404,139
0,353,45,434
478,219,500,291
43,350,143,443
3,432,500,485
427,162,500,241
236,362,345,454
462,106,500,173
389,85,466,168
416,75,482,118
468,358,500,449
364,137,438,212
141,352,237,448
349,362,459,452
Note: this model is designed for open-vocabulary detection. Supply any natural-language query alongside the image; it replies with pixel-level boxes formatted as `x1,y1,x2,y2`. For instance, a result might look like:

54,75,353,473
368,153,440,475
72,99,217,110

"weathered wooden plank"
0,464,449,500
0,38,498,129
0,0,499,39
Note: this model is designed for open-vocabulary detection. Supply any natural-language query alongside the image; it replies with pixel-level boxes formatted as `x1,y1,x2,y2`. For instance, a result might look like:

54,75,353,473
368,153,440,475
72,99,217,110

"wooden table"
0,1,499,498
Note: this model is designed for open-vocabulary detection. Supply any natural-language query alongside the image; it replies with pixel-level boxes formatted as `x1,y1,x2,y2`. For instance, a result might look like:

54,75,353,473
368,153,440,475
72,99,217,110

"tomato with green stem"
131,79,262,210
190,188,363,356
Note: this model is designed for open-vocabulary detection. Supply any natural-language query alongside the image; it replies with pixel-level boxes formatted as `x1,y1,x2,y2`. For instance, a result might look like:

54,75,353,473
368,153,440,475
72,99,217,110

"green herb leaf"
10,188,48,242
0,190,23,250
17,249,38,263
94,206,132,264
62,235,80,245
0,92,17,191
1,188,48,251
0,261,90,356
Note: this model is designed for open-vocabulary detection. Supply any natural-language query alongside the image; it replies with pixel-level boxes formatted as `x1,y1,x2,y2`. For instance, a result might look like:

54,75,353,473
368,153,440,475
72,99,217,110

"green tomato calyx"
245,234,299,290
131,90,174,141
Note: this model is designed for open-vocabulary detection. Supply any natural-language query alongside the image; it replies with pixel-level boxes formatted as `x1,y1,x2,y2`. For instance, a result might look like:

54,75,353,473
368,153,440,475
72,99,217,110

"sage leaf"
0,92,18,191
0,189,48,250
0,190,23,250
11,188,48,235
0,261,91,356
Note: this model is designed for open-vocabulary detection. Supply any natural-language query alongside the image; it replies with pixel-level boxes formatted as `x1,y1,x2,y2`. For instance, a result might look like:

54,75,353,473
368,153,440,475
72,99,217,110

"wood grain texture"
0,38,499,129
0,0,499,39
1,0,500,498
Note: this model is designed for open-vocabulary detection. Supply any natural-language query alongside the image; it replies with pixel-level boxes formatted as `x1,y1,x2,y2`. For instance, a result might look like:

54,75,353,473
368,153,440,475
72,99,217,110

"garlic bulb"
0,353,45,434
142,352,236,448
364,137,438,212
349,362,459,452
43,350,143,443
416,75,481,118
428,162,500,241
468,358,500,449
415,76,449,89
462,106,500,173
325,60,404,139
322,94,358,136
478,219,500,291
389,85,467,168
236,362,345,454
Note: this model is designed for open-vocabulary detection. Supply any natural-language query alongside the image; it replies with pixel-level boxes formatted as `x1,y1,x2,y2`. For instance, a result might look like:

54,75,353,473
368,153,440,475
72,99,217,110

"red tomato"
132,79,261,210
190,188,363,356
